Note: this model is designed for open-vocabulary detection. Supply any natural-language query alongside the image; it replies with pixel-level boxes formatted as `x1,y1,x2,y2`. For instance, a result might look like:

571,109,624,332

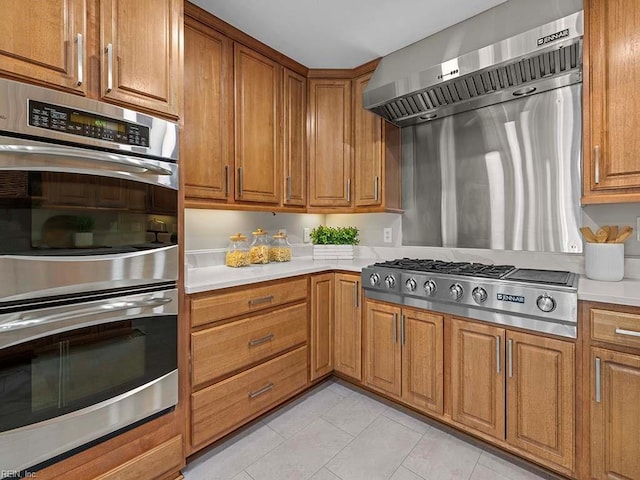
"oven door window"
0,171,177,255
0,315,176,432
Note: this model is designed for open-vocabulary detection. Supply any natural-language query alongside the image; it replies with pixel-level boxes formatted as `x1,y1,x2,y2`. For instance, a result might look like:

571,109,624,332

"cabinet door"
183,20,233,202
234,44,280,204
42,173,94,206
100,0,181,117
0,0,86,93
283,68,306,206
334,274,362,380
591,347,640,480
310,274,334,380
364,300,401,397
506,331,575,472
584,0,640,201
451,318,505,439
95,177,127,208
401,308,443,415
308,79,352,207
353,72,382,207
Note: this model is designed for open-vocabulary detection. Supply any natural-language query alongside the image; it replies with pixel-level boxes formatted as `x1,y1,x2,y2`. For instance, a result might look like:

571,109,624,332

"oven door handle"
0,296,173,349
0,144,174,176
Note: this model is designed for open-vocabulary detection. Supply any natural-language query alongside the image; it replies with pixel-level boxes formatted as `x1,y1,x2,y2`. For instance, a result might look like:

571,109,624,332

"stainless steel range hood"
364,0,583,127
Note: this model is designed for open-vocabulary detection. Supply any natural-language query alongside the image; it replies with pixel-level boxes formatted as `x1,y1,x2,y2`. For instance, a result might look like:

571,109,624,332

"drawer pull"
248,382,274,399
615,327,640,338
248,295,274,306
595,357,601,403
248,334,274,347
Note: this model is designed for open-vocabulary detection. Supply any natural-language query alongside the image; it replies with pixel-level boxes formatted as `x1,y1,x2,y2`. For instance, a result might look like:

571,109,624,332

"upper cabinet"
583,0,640,203
0,0,87,94
183,19,233,202
100,0,182,118
282,68,307,207
234,44,281,204
0,0,181,118
353,72,401,210
308,79,353,207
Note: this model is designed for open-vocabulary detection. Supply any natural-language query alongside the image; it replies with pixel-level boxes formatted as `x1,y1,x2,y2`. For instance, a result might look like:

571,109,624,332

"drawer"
591,308,640,349
192,302,308,386
191,277,307,326
94,435,183,480
191,346,308,449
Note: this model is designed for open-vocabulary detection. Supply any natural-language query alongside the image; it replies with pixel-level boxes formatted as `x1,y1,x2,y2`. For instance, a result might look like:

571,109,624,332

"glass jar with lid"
225,233,250,267
250,228,270,264
270,231,292,262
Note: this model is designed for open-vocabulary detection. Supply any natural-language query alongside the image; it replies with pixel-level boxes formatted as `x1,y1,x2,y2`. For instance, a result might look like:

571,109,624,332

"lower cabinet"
451,318,575,473
310,273,334,380
334,273,362,380
364,300,444,415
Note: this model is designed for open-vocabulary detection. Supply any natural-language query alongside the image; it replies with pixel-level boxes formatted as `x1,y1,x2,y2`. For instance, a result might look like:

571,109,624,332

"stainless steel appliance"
362,259,578,338
363,0,584,254
0,78,179,474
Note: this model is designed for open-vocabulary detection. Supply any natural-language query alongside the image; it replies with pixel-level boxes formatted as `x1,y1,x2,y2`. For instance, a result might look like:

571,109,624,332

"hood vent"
364,6,583,127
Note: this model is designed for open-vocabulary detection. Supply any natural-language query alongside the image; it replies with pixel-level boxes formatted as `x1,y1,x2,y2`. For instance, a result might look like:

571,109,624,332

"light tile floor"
183,378,559,480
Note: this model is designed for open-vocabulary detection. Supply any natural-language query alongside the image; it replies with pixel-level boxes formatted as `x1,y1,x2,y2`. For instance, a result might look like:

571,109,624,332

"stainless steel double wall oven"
0,78,179,473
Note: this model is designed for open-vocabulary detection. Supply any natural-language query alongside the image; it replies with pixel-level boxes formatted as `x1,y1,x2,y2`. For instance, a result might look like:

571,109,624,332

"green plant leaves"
310,225,359,245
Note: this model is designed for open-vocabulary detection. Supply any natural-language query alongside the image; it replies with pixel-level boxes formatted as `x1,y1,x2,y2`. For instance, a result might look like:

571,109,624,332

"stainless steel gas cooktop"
362,259,578,338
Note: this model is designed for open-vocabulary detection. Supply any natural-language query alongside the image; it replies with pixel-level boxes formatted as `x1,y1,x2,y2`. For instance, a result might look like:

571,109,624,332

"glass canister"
270,231,292,262
250,228,270,264
225,233,250,267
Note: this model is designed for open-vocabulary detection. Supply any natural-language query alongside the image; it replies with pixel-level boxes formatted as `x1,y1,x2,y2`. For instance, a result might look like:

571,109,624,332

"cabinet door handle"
594,145,600,184
507,338,513,378
248,382,274,399
346,178,351,202
286,176,291,201
615,327,640,338
248,333,274,347
106,43,114,92
374,176,379,202
238,167,243,197
401,314,406,345
248,295,274,306
224,165,230,197
353,281,359,308
595,357,601,403
76,33,84,86
496,336,501,374
392,313,397,343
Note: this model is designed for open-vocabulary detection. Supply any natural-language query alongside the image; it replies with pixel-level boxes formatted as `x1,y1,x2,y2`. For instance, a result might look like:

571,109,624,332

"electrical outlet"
383,228,393,243
303,227,311,243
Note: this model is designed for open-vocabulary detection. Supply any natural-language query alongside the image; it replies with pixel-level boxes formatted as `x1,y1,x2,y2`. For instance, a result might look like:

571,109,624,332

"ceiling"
189,0,508,69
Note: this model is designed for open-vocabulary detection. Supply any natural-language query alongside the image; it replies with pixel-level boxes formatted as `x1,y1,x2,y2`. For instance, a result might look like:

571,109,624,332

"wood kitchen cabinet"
99,0,182,117
183,18,233,202
310,273,334,380
451,317,575,473
308,79,352,207
282,68,307,207
334,273,362,380
234,44,281,204
0,0,87,94
583,0,640,203
353,72,402,210
364,300,444,414
588,305,640,480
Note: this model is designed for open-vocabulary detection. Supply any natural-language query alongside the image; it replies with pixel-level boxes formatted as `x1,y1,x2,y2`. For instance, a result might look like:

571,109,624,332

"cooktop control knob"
424,280,437,296
406,278,417,292
472,287,488,304
537,294,556,313
385,275,396,289
449,283,464,301
369,273,380,287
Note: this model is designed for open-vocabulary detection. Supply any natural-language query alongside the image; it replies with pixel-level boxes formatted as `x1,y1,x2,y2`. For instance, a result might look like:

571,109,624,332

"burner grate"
373,258,515,279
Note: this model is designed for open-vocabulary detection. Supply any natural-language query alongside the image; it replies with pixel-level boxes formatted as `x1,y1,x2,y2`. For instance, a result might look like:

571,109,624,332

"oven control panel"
28,100,150,147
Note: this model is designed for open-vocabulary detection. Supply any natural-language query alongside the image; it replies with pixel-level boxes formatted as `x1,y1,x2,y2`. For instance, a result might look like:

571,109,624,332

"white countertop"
186,255,640,308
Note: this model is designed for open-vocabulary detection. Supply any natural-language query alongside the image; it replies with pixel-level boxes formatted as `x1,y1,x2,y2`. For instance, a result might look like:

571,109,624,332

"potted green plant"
310,225,359,260
73,215,95,247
